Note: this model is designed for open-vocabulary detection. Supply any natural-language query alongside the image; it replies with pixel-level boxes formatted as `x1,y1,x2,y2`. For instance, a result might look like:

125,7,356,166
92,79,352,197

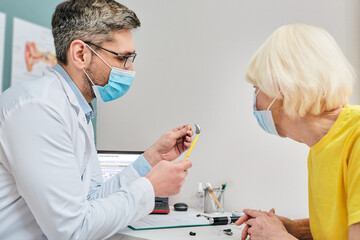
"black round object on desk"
174,202,188,211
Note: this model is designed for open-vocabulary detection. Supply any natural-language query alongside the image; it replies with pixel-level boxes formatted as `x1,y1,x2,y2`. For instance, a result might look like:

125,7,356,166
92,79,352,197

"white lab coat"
0,67,154,240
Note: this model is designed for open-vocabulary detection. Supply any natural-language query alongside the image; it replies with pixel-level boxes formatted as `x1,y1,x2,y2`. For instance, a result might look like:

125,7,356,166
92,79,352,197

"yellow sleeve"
347,134,360,226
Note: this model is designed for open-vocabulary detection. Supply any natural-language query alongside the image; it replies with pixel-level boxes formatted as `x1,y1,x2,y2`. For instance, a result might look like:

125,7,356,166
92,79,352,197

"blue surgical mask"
83,45,135,102
253,89,281,136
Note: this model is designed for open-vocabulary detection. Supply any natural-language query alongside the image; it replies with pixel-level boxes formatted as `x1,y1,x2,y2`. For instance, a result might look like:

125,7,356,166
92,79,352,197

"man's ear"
68,40,92,70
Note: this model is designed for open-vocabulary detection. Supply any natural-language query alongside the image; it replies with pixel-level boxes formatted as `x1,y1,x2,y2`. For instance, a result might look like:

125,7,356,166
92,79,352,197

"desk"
110,207,244,240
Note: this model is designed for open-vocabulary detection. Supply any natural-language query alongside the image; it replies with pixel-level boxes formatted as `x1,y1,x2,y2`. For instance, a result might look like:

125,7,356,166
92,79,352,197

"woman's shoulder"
339,105,360,138
341,105,360,120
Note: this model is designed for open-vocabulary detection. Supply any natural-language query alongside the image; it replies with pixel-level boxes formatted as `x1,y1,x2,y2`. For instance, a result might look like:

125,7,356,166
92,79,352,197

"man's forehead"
105,30,135,54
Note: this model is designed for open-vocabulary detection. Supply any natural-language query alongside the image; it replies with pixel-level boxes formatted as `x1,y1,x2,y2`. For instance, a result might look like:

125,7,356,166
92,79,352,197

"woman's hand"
235,209,297,240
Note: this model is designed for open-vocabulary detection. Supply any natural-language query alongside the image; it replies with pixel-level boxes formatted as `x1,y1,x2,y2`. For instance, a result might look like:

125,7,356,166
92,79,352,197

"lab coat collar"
52,63,95,124
46,66,86,123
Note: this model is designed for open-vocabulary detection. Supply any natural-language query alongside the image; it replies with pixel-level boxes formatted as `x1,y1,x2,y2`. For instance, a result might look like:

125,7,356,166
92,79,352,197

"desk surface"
111,207,244,240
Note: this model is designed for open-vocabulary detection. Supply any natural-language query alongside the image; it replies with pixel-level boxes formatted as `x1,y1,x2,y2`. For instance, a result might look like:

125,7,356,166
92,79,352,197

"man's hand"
145,160,192,197
235,209,296,240
144,125,193,167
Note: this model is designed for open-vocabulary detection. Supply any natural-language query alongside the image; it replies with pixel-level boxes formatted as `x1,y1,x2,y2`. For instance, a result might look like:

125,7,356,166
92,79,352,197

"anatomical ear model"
25,41,57,72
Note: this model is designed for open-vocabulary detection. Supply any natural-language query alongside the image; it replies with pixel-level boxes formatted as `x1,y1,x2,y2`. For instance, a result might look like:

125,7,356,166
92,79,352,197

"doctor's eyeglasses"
85,42,137,69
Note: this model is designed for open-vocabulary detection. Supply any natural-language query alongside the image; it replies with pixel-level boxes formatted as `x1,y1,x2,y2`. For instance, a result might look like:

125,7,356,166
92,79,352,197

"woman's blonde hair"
246,23,355,118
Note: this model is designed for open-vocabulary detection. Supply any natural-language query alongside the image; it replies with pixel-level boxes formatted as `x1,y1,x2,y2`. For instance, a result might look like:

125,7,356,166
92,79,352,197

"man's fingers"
243,209,262,218
174,125,192,139
183,142,191,148
176,125,190,131
179,159,192,170
235,214,249,226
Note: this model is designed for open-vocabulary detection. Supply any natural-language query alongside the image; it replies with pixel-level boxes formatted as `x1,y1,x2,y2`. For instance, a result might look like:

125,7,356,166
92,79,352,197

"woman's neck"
279,106,344,147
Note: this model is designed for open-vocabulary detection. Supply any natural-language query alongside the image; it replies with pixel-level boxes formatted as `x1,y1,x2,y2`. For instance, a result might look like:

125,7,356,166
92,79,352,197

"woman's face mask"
253,88,281,136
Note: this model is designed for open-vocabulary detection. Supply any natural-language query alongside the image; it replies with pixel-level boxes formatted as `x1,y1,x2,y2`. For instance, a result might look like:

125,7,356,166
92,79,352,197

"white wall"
97,0,360,219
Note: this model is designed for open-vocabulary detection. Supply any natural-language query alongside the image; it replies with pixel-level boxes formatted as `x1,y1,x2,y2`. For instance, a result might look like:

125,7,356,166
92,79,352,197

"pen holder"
204,187,224,213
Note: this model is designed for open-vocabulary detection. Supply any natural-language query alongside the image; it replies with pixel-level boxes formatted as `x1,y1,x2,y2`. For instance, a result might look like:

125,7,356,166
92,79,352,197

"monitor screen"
97,150,143,181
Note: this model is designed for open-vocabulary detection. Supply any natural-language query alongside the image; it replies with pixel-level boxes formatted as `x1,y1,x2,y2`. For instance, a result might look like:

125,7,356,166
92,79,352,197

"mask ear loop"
85,44,112,69
267,91,282,110
82,68,96,86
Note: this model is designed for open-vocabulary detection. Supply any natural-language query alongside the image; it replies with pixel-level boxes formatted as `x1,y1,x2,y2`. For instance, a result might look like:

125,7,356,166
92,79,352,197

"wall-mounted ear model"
25,41,56,72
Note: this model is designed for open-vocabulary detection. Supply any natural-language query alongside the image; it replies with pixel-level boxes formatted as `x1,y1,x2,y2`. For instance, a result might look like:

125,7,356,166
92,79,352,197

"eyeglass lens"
124,55,136,68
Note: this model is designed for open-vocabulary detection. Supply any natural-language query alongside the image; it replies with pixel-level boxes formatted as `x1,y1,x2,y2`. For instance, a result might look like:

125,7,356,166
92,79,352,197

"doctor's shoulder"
0,76,69,122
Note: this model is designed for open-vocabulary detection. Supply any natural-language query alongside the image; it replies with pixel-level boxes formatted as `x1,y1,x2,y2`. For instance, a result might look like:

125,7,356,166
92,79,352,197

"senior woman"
235,24,360,240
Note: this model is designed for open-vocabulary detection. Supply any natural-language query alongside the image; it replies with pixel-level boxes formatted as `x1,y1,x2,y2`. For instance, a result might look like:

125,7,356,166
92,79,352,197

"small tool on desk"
196,213,210,219
223,228,233,236
189,231,196,236
209,216,240,225
232,210,245,218
184,124,201,161
205,183,224,211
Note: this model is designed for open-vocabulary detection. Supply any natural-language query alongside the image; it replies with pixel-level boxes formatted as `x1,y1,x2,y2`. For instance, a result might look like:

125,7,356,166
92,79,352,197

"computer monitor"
97,150,143,181
96,150,170,214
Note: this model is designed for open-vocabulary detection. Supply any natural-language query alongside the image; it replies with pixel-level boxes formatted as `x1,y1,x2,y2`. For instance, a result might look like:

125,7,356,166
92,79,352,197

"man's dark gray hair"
52,0,140,64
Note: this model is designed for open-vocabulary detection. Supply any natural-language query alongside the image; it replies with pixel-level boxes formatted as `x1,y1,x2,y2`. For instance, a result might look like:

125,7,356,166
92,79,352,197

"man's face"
86,29,136,87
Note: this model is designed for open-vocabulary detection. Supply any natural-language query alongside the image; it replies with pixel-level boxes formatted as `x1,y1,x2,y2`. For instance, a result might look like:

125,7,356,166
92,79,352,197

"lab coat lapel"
49,67,94,180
